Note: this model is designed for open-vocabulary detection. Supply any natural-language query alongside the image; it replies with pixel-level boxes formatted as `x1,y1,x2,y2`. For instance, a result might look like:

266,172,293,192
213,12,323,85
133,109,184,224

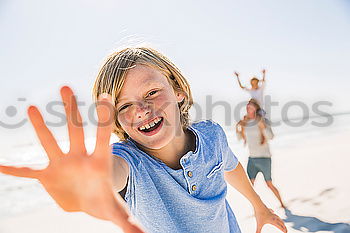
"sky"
0,0,349,150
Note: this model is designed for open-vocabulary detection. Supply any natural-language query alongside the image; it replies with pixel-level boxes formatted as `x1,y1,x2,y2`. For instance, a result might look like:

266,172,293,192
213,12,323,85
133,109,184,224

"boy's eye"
119,104,131,112
147,90,158,97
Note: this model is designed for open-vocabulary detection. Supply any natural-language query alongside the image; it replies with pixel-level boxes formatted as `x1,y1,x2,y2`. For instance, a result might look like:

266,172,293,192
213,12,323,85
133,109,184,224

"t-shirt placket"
180,155,198,195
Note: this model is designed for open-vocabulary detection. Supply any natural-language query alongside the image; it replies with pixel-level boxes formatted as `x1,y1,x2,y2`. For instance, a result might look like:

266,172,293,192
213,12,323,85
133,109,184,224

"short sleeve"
215,123,239,172
111,142,139,202
112,142,140,172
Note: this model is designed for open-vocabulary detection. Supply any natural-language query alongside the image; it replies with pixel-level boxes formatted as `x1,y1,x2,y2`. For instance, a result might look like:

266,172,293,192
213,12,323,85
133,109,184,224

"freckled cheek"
152,99,179,127
152,95,177,114
117,111,135,130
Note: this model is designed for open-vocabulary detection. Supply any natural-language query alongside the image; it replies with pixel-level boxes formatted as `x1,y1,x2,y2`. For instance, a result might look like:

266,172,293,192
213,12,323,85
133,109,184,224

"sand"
1,121,350,233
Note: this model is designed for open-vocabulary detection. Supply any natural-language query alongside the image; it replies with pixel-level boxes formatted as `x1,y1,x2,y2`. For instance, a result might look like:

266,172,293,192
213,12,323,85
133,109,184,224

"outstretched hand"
254,207,287,233
0,86,144,233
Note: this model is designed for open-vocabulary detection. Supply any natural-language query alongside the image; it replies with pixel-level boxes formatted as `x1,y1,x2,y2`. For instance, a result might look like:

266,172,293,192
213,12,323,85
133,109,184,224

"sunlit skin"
247,103,258,119
250,79,259,89
116,64,195,169
0,87,144,233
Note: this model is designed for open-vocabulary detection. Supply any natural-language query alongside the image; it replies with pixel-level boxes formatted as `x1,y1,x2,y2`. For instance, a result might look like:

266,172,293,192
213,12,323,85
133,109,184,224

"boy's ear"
176,92,185,103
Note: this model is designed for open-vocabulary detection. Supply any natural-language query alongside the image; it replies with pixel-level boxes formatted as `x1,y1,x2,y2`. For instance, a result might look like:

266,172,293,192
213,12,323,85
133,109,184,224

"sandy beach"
228,118,350,233
1,115,350,233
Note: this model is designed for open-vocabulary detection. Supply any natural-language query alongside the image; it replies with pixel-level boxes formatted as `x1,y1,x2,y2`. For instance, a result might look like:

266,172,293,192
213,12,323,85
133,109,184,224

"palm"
39,150,113,215
0,87,143,232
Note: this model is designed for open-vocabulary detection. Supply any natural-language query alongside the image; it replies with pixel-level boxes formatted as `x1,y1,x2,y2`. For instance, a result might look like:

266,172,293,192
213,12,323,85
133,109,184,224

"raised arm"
261,69,266,82
224,163,287,233
234,71,246,89
0,87,144,233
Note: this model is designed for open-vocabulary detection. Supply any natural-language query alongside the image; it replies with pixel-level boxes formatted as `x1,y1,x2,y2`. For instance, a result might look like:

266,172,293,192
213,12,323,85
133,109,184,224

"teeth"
139,117,162,131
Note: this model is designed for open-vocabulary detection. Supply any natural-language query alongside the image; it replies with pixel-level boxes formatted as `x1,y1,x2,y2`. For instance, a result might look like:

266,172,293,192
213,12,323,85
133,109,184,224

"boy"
0,48,286,233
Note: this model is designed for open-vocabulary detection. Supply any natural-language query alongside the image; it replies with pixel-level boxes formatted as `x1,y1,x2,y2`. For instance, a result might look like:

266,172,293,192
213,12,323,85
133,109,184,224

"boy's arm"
0,87,144,233
113,156,129,192
234,72,246,89
224,163,287,233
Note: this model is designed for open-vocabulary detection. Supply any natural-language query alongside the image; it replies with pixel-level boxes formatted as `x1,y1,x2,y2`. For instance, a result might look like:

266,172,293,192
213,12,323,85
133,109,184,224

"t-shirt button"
191,185,197,191
187,171,193,177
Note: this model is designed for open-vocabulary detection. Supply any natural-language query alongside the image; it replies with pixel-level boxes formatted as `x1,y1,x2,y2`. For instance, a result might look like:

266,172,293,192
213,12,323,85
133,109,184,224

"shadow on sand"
284,209,350,233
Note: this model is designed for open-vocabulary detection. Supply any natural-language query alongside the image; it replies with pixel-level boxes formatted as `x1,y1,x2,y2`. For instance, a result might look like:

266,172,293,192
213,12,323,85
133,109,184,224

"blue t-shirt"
112,120,241,233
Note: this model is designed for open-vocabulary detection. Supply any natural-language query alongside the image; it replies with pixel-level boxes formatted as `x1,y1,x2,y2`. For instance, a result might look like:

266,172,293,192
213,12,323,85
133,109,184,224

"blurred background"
0,0,349,232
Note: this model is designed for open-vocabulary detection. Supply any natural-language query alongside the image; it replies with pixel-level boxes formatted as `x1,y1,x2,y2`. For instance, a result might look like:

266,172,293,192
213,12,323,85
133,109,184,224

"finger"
274,222,287,233
255,224,262,233
28,106,63,160
60,86,86,154
272,218,287,233
94,94,114,155
0,165,41,179
277,219,288,233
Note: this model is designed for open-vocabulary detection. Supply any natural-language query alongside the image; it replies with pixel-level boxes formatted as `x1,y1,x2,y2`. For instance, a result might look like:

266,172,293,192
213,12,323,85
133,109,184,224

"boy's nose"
135,102,151,119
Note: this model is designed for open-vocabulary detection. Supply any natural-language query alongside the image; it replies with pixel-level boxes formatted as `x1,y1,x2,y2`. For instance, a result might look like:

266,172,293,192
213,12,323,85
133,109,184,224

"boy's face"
116,64,185,149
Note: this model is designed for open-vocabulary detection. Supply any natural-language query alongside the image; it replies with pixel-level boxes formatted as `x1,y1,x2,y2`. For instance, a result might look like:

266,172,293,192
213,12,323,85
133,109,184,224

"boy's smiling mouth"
137,117,164,136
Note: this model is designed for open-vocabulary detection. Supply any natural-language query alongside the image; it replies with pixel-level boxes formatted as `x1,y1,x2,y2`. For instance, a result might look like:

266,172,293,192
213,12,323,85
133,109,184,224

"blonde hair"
92,47,193,141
